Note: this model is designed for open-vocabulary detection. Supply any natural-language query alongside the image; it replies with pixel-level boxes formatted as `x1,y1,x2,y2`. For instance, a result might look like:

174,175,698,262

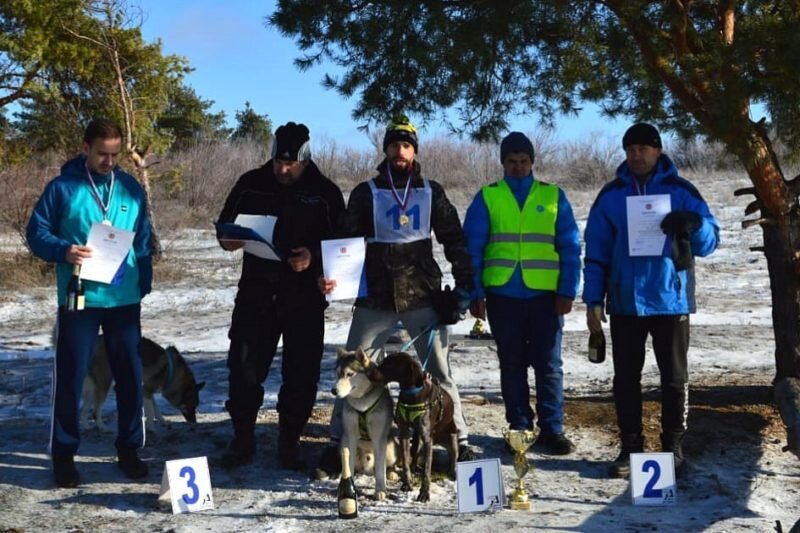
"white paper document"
80,223,136,283
321,238,366,302
626,194,671,256
217,214,280,261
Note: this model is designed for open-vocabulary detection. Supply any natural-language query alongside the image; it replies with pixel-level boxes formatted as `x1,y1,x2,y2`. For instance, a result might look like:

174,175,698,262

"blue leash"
398,323,438,372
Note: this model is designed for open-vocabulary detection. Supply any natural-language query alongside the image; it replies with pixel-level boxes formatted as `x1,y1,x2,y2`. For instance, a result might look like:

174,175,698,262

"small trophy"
503,428,537,511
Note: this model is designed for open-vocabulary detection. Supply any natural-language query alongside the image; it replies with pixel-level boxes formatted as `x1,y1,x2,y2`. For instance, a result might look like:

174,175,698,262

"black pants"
610,314,690,436
226,288,325,432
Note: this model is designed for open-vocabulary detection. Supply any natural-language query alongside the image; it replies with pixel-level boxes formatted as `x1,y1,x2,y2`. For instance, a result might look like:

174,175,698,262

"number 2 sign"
630,452,677,506
158,456,215,514
456,458,504,513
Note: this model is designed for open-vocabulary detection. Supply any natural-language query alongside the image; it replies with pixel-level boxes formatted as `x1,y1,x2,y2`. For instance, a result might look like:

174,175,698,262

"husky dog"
332,348,396,501
80,336,204,432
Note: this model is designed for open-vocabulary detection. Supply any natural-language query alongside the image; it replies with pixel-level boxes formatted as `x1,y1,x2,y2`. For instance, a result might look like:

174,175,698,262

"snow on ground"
1,171,799,532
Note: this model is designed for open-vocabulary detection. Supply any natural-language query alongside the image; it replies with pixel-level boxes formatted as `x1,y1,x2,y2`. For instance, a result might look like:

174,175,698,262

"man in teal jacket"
583,123,719,478
27,118,153,488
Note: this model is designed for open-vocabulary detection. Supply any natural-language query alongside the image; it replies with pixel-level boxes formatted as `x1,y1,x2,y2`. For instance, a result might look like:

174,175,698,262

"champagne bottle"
588,329,605,363
66,264,85,312
337,448,358,519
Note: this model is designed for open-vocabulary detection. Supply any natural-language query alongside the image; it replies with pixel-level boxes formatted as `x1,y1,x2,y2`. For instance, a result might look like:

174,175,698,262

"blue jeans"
51,304,144,456
486,293,565,435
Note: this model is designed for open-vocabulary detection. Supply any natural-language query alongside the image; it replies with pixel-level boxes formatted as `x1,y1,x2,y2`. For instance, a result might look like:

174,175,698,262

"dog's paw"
416,490,431,503
387,471,399,482
374,490,387,502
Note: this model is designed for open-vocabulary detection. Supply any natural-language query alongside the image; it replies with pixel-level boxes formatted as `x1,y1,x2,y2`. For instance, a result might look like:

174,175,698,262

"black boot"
117,448,148,479
661,431,686,474
220,412,257,468
278,417,305,471
609,433,644,478
53,454,80,488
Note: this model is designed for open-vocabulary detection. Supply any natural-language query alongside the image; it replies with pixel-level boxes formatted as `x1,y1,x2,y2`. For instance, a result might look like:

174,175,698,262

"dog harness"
397,373,441,424
357,391,386,442
397,400,427,424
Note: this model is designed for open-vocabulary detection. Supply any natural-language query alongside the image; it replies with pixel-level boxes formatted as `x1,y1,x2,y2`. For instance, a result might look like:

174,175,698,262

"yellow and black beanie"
383,113,418,153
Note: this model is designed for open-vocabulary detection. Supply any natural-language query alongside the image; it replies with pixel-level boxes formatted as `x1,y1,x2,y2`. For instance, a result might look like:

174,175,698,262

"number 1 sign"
630,452,677,506
158,456,215,514
456,458,504,513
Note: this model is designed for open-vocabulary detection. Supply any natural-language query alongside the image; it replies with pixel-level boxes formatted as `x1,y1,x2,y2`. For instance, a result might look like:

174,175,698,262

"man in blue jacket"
27,118,153,488
583,123,719,477
463,132,581,455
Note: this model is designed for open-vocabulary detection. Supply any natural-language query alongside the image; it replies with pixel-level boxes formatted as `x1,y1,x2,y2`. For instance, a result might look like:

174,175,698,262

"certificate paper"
321,238,366,301
80,223,135,283
215,214,281,261
626,194,671,256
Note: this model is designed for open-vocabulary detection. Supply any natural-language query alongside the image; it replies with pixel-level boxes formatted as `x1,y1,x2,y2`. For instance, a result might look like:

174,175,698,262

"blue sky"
137,0,630,150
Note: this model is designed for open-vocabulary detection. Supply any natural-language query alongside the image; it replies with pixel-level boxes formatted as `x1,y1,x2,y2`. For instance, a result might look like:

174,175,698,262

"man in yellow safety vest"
463,132,581,455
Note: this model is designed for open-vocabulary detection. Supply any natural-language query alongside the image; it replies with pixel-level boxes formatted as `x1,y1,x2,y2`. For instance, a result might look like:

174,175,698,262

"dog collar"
400,384,423,397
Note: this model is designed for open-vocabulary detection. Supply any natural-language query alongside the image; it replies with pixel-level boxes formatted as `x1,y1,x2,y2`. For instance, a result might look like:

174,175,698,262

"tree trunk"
129,151,162,260
728,122,800,458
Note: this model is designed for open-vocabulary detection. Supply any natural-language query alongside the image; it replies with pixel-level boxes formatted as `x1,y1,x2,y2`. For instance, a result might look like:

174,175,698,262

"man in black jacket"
216,122,345,469
315,114,475,478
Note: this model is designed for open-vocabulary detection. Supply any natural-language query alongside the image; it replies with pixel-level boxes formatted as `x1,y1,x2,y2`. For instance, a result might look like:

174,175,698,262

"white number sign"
456,458,504,513
630,452,677,506
158,456,215,514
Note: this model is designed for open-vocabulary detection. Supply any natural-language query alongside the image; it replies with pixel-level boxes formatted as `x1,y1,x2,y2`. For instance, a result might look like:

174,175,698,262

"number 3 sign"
456,458,504,513
630,452,677,506
158,456,215,514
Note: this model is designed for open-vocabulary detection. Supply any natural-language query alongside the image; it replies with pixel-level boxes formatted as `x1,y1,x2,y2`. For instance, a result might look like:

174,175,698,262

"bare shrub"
0,152,63,251
313,134,377,191
150,140,265,228
555,133,620,190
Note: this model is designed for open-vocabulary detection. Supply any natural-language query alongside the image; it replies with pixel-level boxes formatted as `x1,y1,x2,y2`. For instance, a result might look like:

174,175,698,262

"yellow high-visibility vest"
481,179,560,290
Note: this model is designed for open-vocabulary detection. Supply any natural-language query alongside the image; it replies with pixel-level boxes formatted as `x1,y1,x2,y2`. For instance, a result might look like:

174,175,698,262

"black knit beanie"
500,132,535,164
272,122,311,161
622,123,662,149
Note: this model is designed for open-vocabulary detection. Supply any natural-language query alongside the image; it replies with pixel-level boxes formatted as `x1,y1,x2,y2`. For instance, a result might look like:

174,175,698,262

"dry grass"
0,252,54,289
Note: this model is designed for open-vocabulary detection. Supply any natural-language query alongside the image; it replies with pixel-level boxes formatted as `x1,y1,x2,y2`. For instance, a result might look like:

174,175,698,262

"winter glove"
432,285,468,325
670,233,694,271
661,210,701,235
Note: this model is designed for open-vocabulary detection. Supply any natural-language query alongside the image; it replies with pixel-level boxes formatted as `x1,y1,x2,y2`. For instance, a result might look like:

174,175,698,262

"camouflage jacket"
339,160,474,312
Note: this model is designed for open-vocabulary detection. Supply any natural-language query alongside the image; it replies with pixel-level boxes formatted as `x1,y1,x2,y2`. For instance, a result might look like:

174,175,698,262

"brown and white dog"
367,351,458,503
80,336,204,432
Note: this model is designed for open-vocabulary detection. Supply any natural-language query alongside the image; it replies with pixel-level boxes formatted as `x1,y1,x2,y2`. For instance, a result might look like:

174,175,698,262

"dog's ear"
356,349,370,368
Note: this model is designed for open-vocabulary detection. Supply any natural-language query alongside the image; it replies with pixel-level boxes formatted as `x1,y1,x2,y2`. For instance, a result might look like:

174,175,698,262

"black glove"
432,285,469,325
661,210,701,235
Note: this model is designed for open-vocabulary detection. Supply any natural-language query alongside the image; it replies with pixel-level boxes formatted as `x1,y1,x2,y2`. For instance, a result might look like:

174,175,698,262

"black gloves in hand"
432,285,471,325
661,211,700,271
661,210,701,235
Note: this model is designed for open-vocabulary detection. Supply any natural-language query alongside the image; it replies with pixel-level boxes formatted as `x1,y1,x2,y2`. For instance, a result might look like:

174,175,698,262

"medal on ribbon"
387,164,413,228
85,162,116,226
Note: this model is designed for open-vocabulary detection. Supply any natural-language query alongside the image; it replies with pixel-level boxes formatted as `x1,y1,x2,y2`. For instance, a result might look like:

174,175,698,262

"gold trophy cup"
503,428,537,511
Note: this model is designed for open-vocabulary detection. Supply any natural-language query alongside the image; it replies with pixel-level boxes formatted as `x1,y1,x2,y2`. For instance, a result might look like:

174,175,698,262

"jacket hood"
61,154,119,182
